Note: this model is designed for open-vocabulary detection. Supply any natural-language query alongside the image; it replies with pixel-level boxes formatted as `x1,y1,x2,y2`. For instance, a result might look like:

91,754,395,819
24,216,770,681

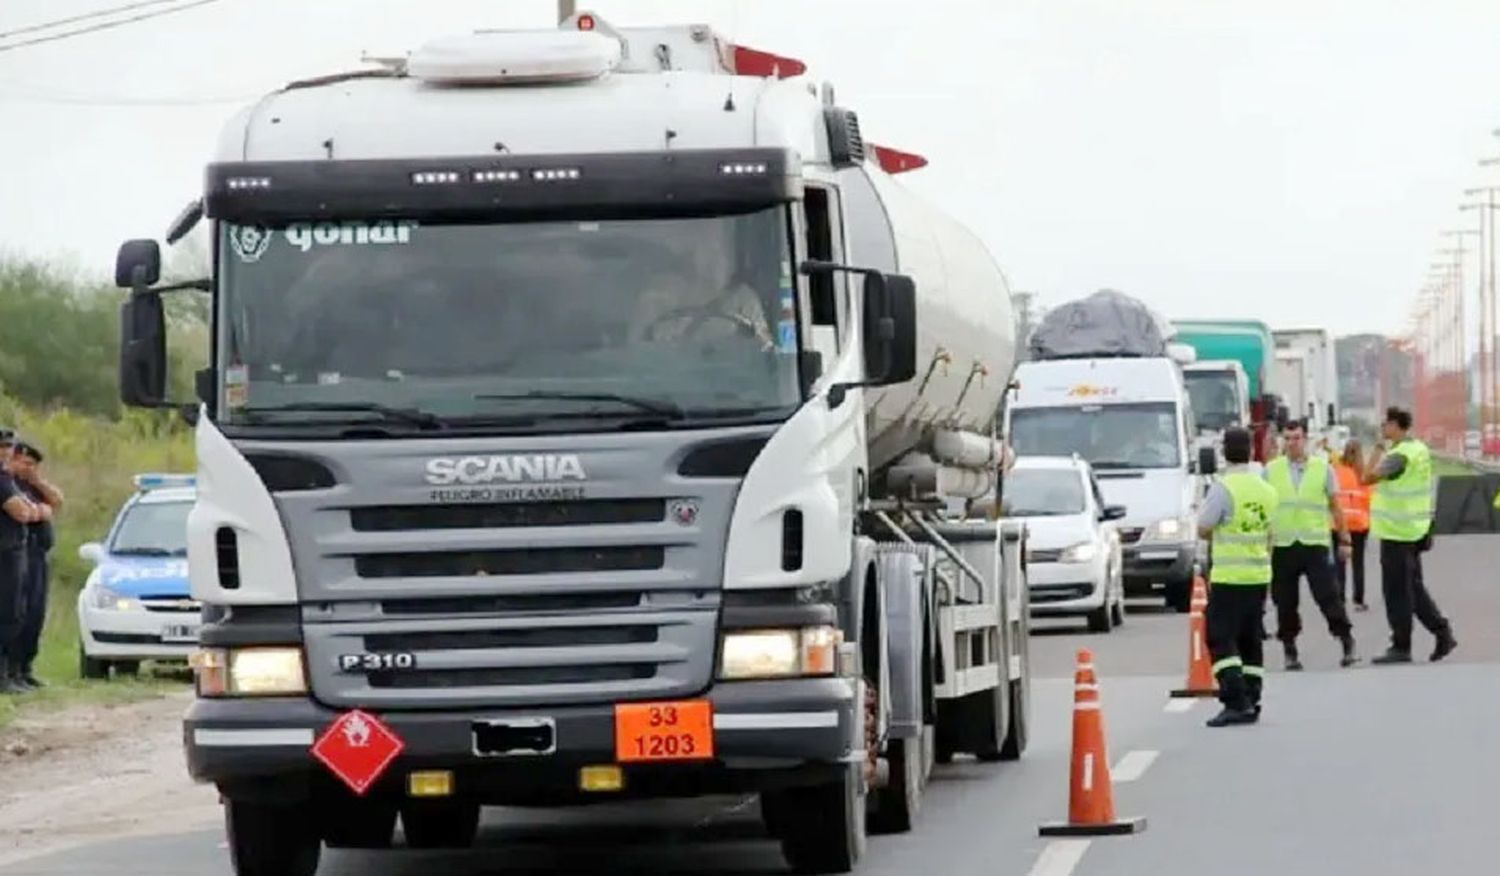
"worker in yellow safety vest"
1263,420,1358,670
1197,426,1279,727
1361,407,1456,664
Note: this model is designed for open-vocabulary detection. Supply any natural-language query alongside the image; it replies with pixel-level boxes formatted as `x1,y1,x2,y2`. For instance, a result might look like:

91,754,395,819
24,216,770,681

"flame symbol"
342,714,373,748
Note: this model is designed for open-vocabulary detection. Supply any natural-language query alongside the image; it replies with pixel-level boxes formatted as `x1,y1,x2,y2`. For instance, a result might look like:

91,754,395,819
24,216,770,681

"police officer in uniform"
10,441,60,690
1197,427,1279,728
0,430,41,694
1363,407,1456,664
1264,420,1358,670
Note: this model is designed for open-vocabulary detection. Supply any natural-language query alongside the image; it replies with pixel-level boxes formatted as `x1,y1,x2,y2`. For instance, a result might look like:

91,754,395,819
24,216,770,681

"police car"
76,474,199,679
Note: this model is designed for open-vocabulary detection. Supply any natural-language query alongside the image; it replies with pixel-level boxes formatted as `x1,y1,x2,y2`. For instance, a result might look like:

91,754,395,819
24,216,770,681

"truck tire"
868,735,922,834
400,799,480,849
323,797,397,849
1086,604,1112,633
773,764,866,874
225,800,320,876
999,595,1032,761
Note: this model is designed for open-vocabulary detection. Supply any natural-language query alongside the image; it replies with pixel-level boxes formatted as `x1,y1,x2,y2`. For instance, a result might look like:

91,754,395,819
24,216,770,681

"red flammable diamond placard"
311,710,405,796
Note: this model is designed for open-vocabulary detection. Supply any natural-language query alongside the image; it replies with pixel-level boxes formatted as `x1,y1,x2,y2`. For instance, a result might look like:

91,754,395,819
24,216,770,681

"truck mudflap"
184,676,857,801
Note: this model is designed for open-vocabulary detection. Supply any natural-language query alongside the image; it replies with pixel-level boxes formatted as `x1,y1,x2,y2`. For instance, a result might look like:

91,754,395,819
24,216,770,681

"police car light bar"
134,473,196,491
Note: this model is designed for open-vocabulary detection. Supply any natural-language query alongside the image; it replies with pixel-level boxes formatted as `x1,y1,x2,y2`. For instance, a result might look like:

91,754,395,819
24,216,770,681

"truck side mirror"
878,273,917,385
115,239,161,290
119,291,168,407
1198,445,1218,476
1101,504,1127,522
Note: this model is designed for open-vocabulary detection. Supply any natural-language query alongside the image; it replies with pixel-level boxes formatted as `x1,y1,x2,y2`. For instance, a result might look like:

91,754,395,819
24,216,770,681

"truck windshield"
1009,402,1182,470
1183,371,1241,431
1002,468,1086,516
111,501,191,556
215,208,801,431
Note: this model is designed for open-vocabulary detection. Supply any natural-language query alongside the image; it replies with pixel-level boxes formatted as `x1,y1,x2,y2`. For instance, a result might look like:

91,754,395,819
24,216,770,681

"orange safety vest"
1333,463,1370,533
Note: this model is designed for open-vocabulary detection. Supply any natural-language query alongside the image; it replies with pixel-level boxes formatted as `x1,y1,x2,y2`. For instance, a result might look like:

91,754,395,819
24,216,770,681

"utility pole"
1462,185,1500,449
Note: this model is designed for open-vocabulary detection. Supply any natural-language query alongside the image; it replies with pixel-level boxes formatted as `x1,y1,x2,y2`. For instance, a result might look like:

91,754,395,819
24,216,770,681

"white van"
1004,356,1213,612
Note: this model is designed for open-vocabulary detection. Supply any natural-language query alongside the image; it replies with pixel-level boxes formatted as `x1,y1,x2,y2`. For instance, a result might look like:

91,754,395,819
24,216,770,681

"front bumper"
185,676,857,803
1027,560,1107,614
78,602,201,662
1121,541,1194,589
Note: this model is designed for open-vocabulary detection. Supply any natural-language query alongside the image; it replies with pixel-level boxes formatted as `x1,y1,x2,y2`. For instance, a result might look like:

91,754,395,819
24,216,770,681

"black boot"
0,658,25,695
1431,631,1457,662
1206,705,1258,728
1283,642,1303,672
1372,647,1412,665
1340,633,1360,668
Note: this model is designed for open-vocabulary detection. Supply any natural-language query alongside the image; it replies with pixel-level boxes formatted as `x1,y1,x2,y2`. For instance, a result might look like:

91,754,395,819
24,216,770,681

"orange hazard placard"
614,700,714,763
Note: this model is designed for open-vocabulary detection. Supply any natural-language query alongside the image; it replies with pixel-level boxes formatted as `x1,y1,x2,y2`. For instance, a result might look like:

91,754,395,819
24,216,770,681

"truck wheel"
225,800,320,876
775,765,866,874
868,736,922,834
401,799,480,849
78,644,109,680
999,605,1032,761
1086,604,1112,634
323,797,398,849
974,683,1011,763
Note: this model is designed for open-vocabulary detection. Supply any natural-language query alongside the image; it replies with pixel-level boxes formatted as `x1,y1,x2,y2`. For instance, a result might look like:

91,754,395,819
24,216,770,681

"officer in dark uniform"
10,441,60,690
0,429,41,694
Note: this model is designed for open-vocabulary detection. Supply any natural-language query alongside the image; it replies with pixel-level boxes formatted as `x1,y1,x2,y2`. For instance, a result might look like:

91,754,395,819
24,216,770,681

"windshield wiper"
475,391,685,418
237,402,446,430
1089,461,1141,470
113,547,176,557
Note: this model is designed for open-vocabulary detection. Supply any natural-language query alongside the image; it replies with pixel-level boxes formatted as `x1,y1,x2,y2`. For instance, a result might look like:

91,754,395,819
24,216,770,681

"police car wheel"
225,799,320,876
77,644,109,681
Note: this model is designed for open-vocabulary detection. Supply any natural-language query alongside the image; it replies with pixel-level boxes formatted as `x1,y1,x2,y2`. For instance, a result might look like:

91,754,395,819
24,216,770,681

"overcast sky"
3,0,1500,338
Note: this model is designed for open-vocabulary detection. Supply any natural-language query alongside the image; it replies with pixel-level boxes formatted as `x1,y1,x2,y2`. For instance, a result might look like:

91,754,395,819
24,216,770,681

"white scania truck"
113,14,1029,875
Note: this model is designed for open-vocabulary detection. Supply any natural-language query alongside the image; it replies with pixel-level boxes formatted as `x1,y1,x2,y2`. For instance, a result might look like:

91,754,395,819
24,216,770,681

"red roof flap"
731,44,807,79
870,144,929,174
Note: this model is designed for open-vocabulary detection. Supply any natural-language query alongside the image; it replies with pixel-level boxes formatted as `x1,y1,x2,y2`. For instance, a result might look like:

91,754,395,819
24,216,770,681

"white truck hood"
1094,469,1191,530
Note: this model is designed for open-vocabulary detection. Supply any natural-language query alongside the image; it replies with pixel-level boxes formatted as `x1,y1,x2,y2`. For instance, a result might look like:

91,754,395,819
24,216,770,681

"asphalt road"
3,534,1494,876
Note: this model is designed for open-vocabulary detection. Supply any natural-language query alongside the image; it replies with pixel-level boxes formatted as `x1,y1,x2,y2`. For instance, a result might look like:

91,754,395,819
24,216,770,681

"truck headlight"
719,626,842,680
89,585,140,611
191,647,307,697
1059,542,1098,563
1146,517,1186,542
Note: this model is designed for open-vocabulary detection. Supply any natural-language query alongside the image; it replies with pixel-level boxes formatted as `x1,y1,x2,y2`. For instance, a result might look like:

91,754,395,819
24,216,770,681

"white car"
76,474,200,678
1005,456,1127,633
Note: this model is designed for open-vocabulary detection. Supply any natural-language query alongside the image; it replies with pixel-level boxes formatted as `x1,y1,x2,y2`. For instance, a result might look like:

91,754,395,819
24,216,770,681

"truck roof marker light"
226,176,271,190
869,144,929,174
473,169,522,183
411,171,462,185
732,44,807,79
576,14,596,31
532,168,582,182
720,162,768,176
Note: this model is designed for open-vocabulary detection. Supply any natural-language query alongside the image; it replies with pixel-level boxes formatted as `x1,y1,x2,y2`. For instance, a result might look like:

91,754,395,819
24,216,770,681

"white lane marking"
1111,749,1159,783
1027,840,1092,876
1081,752,1095,791
1164,698,1197,713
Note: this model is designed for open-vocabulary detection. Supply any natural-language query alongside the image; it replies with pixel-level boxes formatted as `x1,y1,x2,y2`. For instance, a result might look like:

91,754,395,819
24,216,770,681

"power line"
0,0,227,54
0,0,184,41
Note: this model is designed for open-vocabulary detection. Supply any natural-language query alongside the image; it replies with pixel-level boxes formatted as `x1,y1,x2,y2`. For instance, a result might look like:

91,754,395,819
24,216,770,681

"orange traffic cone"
1170,575,1217,698
1039,649,1147,837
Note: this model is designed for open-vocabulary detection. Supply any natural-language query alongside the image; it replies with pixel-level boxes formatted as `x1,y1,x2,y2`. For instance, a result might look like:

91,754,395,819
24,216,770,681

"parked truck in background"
111,15,1031,876
1008,290,1215,614
1171,319,1277,462
1273,328,1338,435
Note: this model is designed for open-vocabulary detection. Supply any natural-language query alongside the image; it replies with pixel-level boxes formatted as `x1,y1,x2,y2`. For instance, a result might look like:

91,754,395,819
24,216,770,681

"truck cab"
109,14,1029,876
